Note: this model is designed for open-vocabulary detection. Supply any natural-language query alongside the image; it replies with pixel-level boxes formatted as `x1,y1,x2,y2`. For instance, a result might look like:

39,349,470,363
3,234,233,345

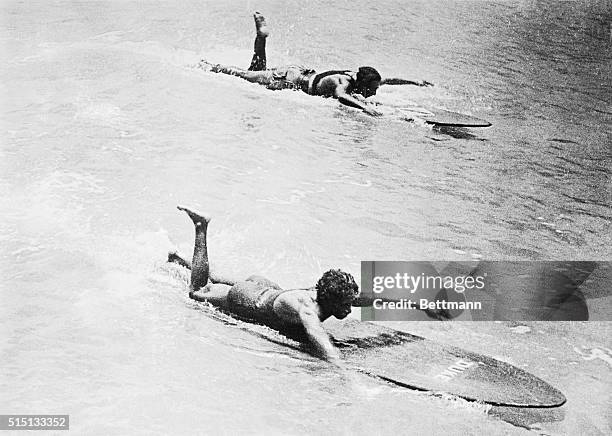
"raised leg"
177,205,211,292
248,12,269,71
168,249,240,288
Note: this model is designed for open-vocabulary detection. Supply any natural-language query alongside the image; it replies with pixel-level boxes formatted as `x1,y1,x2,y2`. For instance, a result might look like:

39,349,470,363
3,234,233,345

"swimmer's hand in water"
418,80,434,87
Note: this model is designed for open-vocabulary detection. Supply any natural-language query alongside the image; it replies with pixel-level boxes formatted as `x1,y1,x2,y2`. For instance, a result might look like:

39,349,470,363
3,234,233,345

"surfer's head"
355,66,381,98
316,269,359,319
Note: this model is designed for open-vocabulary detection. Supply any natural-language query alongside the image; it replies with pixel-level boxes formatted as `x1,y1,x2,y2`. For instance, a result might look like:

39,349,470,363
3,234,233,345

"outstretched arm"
332,81,382,116
336,91,382,116
299,308,341,365
381,77,434,87
352,294,376,307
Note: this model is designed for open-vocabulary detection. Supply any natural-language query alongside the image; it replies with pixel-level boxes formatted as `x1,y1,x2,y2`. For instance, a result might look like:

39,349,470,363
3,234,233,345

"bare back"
271,288,319,324
226,277,317,327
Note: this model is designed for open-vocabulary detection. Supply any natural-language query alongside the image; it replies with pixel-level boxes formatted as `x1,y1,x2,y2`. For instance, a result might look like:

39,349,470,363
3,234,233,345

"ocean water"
2,0,611,434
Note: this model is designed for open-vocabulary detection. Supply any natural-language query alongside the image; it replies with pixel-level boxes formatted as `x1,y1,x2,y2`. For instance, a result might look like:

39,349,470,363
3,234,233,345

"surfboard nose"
328,319,567,408
464,353,567,407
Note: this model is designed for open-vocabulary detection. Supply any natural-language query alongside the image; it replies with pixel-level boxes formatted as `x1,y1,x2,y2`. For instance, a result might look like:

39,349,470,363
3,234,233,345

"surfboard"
186,292,565,408
324,318,565,407
397,107,492,127
164,258,562,407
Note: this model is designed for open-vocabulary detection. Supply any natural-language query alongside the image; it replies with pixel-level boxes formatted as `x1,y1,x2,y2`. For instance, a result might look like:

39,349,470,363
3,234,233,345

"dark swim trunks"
226,276,310,342
226,275,287,324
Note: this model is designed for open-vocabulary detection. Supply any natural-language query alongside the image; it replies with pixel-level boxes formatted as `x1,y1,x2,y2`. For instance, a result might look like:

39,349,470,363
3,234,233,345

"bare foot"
177,205,211,226
253,12,269,38
198,59,213,71
198,60,222,73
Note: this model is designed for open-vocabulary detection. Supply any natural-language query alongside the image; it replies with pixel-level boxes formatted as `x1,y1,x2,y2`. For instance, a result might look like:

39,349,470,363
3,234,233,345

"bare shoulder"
317,75,350,96
273,289,316,322
275,289,313,307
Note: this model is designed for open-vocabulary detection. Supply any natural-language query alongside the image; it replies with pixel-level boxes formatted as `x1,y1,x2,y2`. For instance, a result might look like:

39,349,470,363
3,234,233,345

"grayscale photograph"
2,1,611,434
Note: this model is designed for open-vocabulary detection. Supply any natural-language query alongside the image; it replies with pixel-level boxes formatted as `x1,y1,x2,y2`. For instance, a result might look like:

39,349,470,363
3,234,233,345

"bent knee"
190,283,231,303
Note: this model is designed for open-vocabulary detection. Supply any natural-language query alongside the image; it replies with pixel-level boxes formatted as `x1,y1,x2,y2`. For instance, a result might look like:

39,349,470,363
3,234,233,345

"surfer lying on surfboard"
198,12,433,117
168,206,450,365
170,205,358,365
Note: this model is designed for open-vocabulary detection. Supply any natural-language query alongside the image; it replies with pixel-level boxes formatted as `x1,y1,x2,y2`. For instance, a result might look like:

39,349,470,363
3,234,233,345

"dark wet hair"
316,269,359,308
356,66,382,85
